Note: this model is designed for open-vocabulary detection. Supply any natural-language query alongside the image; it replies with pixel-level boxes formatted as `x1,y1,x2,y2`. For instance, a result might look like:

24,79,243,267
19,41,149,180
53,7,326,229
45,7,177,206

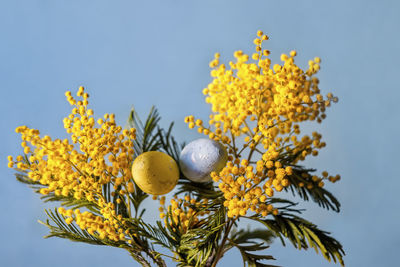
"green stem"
128,250,151,267
211,219,235,267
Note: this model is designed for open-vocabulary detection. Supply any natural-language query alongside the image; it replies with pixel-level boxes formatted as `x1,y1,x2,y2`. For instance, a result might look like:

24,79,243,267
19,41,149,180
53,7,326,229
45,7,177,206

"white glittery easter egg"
179,138,228,183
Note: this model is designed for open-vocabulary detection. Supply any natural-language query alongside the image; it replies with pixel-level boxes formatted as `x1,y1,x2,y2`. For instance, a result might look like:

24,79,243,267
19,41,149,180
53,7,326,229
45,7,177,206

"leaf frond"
251,212,345,266
283,166,341,212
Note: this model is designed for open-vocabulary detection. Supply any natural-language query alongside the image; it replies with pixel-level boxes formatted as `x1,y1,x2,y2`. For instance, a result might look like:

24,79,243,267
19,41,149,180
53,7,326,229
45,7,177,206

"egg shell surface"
131,151,179,195
179,138,228,182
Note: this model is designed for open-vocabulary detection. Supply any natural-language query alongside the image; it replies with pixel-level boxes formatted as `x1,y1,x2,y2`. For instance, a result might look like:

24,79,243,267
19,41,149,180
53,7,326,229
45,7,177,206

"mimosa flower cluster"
185,31,340,218
8,87,137,242
158,195,211,233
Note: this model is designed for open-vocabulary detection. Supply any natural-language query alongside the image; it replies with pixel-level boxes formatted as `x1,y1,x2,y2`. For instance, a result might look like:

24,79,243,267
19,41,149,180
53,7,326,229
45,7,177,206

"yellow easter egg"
131,151,179,195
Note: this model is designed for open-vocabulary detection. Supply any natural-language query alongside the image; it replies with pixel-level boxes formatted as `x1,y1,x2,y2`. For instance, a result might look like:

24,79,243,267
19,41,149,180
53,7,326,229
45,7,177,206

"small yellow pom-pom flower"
252,53,260,60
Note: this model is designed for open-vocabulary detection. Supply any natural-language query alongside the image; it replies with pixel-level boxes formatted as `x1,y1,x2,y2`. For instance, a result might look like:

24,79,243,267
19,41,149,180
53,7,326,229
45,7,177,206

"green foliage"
228,228,279,267
40,209,108,246
15,172,41,185
285,167,341,212
230,228,276,246
133,219,175,250
41,209,160,267
176,180,223,199
128,106,163,154
42,194,101,214
249,199,345,266
180,204,226,266
279,152,341,212
157,121,183,163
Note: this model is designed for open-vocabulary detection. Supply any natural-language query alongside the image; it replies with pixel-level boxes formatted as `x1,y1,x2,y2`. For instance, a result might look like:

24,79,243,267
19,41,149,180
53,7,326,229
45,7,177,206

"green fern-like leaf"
284,167,341,212
15,172,41,185
278,150,341,212
176,180,222,199
251,212,345,266
230,228,276,246
227,227,278,267
41,209,107,245
41,193,101,214
157,122,183,163
127,106,162,155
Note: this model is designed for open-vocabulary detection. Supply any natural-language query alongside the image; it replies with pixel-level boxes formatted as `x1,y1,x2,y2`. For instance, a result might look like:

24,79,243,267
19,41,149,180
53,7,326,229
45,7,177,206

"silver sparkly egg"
179,138,228,183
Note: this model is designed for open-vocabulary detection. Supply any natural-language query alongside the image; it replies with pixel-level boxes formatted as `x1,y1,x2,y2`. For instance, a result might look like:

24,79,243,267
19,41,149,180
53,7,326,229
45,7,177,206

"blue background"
1,1,399,266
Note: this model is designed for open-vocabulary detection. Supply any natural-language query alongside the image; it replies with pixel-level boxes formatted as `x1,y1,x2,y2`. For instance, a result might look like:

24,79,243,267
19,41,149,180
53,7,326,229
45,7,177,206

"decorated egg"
179,138,228,183
131,151,179,195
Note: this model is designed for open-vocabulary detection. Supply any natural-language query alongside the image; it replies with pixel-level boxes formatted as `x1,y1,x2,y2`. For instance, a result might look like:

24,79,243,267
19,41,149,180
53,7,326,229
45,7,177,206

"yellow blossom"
183,31,339,218
8,87,137,242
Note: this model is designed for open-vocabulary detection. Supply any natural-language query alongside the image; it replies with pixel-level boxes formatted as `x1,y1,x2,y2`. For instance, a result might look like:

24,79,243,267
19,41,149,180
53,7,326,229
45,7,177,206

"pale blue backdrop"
1,1,399,266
